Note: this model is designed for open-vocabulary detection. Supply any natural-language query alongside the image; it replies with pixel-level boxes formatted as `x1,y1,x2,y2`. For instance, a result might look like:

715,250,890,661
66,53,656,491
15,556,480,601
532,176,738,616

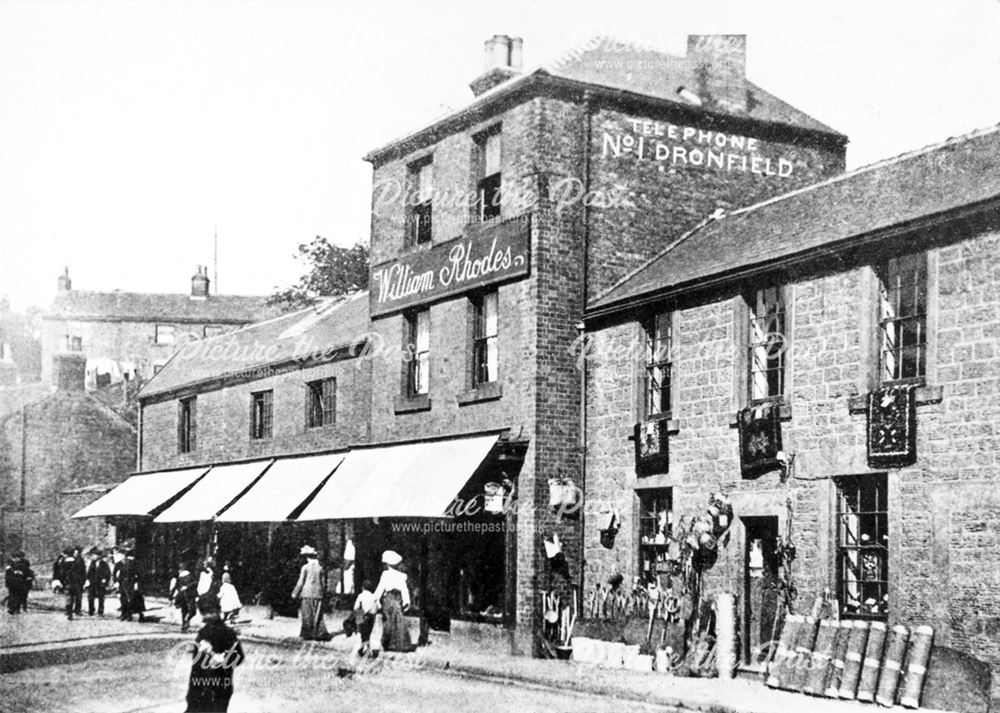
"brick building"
0,353,136,568
356,33,844,651
40,267,276,387
74,34,847,650
581,125,1000,680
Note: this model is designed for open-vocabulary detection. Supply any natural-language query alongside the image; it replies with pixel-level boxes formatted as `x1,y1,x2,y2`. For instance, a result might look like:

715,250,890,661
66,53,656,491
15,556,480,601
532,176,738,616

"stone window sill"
847,385,943,414
627,417,680,440
394,393,431,414
457,382,503,406
727,402,792,428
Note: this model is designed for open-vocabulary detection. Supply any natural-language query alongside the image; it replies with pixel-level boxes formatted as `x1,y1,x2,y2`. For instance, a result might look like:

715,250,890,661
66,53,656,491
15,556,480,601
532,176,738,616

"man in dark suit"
59,546,86,620
86,548,112,616
5,551,35,614
118,549,145,622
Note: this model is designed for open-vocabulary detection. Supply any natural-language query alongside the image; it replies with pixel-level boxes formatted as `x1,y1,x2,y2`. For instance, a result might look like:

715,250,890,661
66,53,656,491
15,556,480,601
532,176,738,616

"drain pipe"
577,91,594,598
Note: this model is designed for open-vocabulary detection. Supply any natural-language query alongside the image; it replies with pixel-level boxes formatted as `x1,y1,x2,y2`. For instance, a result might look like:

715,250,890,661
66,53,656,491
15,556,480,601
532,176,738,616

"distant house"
0,353,136,568
40,267,279,388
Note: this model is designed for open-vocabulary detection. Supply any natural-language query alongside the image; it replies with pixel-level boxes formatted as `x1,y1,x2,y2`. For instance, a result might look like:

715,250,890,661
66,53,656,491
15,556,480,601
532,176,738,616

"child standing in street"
185,593,245,713
353,578,378,656
218,573,242,623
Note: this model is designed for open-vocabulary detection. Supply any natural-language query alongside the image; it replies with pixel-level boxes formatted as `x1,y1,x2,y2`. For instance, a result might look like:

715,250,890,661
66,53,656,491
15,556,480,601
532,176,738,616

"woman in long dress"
374,550,414,652
290,545,330,641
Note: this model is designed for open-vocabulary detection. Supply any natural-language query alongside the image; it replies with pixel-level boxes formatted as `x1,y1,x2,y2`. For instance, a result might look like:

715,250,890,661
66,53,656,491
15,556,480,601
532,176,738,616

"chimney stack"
53,352,87,392
686,35,748,113
190,266,210,299
470,35,524,97
58,267,72,292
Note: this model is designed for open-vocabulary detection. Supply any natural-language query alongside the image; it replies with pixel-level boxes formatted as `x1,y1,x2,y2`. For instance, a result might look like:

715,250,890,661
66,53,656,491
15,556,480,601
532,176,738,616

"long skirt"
380,591,413,652
298,597,330,641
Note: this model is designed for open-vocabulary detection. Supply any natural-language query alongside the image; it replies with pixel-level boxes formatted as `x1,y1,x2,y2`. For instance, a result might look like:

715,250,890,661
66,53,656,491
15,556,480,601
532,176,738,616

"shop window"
836,474,889,620
178,397,196,454
404,309,430,397
408,159,433,245
471,291,499,386
476,129,502,221
250,389,273,440
155,324,175,345
64,335,83,352
643,311,673,418
306,377,337,428
878,253,927,384
638,488,673,583
747,286,787,403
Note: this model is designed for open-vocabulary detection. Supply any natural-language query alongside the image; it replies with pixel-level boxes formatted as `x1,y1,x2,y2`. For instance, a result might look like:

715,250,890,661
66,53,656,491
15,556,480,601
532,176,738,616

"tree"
269,237,369,309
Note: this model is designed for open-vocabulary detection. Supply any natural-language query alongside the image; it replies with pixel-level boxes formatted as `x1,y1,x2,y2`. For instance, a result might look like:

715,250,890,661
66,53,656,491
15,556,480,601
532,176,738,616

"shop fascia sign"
369,216,530,318
602,117,796,178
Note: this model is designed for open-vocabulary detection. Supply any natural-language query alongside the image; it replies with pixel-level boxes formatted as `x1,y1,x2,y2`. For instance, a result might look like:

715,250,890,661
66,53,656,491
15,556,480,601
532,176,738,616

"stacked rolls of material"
899,625,934,709
716,593,737,680
766,614,803,689
788,616,819,692
804,619,838,695
838,619,870,699
825,619,854,697
857,621,887,702
876,624,910,707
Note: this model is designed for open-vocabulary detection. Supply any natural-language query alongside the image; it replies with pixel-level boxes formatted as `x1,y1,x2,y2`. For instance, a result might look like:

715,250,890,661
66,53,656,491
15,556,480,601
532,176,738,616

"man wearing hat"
373,550,414,652
85,548,111,616
5,551,34,614
117,548,145,622
185,592,245,713
57,546,86,620
290,545,331,641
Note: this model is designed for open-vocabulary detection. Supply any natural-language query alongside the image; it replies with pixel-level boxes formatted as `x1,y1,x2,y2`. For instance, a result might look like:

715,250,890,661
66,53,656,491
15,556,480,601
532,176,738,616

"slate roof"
544,37,840,135
139,292,370,397
587,123,1000,317
364,36,843,164
44,290,277,324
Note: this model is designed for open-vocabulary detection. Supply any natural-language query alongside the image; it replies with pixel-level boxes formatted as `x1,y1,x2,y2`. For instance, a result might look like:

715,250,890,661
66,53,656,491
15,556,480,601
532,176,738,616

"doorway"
742,516,780,669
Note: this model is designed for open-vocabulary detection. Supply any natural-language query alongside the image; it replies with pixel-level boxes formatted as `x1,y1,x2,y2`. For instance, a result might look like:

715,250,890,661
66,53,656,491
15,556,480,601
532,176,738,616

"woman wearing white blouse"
374,551,413,652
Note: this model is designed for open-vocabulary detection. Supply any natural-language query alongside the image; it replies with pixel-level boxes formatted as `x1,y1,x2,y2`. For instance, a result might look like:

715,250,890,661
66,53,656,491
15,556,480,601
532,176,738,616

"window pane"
484,292,499,337
748,287,786,401
416,310,430,352
485,337,498,383
879,254,927,383
484,133,501,176
418,162,434,202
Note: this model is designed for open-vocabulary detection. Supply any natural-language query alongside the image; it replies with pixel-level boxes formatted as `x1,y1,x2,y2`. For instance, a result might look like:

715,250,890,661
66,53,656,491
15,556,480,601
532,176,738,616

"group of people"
169,557,242,633
292,545,414,654
4,551,35,614
51,545,144,621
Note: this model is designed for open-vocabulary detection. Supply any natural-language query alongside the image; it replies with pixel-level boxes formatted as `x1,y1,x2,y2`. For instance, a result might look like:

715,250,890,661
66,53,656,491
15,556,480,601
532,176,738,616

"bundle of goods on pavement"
560,493,736,676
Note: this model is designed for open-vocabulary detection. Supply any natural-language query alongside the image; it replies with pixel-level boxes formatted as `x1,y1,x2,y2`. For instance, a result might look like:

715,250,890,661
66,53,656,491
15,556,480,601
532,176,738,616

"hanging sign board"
369,215,531,318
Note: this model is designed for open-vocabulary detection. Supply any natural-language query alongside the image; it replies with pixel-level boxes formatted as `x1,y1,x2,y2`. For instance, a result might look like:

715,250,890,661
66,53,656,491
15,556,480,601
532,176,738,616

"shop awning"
70,466,210,518
154,459,274,523
296,434,499,520
214,452,345,522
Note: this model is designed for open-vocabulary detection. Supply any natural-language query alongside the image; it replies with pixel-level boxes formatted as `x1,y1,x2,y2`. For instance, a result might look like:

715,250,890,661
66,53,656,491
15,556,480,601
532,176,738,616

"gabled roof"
364,36,843,165
139,292,370,398
44,291,277,324
587,123,1000,318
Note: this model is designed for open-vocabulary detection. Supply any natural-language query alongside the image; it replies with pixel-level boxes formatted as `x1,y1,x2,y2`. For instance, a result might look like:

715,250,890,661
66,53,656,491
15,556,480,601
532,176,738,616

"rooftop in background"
139,291,370,398
365,34,844,165
43,266,280,324
587,122,1000,318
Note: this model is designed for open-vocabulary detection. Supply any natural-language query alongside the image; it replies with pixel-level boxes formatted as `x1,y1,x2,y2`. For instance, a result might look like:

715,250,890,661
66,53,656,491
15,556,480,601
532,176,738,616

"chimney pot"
509,37,523,70
54,352,87,392
58,267,72,292
471,35,523,97
191,265,210,299
686,34,747,112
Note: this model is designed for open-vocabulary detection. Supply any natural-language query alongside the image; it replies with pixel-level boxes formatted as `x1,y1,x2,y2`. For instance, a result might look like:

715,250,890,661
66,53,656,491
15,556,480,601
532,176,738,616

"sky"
1,0,999,311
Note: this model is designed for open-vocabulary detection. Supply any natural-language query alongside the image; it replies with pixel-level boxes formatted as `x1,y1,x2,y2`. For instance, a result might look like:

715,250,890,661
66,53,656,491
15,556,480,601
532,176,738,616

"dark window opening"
306,377,337,428
748,286,787,403
472,292,499,386
178,397,196,454
836,474,889,620
250,390,273,440
638,488,673,584
878,253,927,384
476,131,501,221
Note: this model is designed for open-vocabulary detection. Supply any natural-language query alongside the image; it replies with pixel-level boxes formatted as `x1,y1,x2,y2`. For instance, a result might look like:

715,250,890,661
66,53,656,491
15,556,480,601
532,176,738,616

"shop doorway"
742,516,780,669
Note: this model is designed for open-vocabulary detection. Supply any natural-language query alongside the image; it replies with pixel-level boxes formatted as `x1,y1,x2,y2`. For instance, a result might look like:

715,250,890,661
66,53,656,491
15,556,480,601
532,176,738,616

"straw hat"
299,545,317,556
381,550,402,566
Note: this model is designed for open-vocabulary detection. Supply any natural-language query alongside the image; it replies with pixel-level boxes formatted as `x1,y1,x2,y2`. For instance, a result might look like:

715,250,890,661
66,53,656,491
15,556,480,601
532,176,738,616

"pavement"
2,590,949,713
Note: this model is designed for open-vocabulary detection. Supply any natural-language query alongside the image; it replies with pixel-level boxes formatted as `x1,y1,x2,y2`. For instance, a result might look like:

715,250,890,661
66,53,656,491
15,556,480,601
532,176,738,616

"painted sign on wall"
602,118,796,178
370,216,531,318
